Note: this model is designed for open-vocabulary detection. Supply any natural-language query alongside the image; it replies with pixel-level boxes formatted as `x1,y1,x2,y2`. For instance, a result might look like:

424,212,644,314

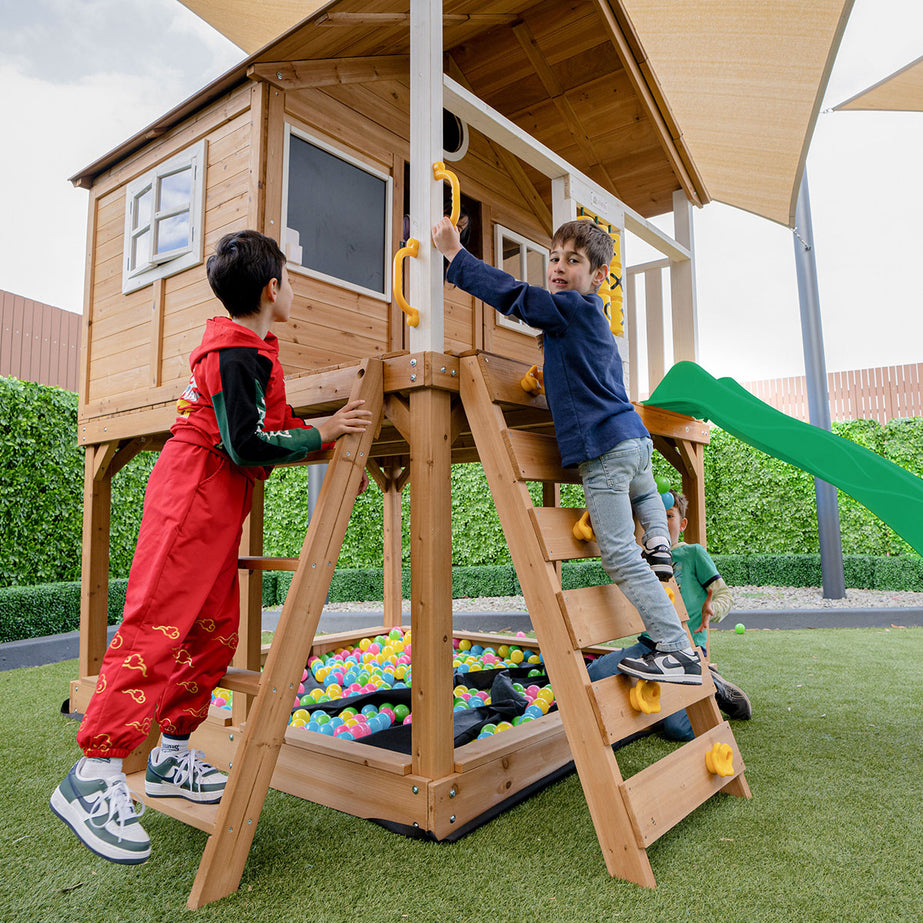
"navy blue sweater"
447,248,649,467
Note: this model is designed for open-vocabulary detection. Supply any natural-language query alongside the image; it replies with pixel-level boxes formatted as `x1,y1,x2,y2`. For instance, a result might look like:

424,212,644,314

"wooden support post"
677,439,707,547
234,479,264,725
670,189,698,365
79,445,112,678
382,464,405,628
408,387,454,781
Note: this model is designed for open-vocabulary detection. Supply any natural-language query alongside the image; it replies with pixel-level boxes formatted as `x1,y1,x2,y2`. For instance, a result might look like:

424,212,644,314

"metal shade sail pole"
792,169,845,599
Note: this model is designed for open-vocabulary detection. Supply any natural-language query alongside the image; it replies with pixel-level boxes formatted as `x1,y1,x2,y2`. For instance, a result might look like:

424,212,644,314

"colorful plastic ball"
735,623,746,634
654,474,672,493
661,491,675,510
393,704,410,722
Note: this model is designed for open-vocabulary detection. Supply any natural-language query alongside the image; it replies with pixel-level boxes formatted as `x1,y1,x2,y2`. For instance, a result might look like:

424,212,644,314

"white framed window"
282,125,392,301
122,140,207,294
494,225,546,336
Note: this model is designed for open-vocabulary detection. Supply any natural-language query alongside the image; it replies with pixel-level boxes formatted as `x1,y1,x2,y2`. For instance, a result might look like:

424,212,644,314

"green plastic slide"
645,361,923,557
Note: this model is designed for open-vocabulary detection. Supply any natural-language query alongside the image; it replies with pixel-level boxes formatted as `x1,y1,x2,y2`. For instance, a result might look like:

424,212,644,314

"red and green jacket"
172,316,322,479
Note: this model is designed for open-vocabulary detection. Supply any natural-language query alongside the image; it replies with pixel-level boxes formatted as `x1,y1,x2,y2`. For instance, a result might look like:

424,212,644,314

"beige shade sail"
172,1,854,228
178,0,325,53
617,0,854,227
834,54,923,112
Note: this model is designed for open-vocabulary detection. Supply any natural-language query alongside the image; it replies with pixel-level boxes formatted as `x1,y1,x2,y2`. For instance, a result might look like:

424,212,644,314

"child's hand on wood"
432,216,463,262
701,586,714,632
316,399,373,443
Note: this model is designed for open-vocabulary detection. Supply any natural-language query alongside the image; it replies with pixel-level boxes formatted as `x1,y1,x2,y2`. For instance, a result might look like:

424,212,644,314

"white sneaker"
145,747,226,804
50,761,150,864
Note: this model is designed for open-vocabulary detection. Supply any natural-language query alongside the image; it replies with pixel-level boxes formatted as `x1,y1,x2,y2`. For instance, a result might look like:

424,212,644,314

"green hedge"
0,377,153,587
4,553,922,644
2,376,922,633
258,554,923,608
0,579,128,644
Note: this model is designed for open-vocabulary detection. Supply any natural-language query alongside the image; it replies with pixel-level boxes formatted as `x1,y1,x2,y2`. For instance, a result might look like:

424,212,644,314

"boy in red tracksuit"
51,230,371,865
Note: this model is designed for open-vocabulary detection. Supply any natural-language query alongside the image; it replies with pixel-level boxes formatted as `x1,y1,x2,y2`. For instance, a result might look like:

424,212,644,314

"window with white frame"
494,225,546,336
282,126,391,299
122,140,207,294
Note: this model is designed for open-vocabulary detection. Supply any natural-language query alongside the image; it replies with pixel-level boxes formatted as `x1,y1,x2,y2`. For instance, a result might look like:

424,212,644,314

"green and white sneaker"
145,747,226,804
50,761,150,865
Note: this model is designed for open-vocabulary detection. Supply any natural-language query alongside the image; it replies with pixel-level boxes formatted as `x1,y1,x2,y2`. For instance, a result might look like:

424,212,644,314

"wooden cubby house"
70,1,749,907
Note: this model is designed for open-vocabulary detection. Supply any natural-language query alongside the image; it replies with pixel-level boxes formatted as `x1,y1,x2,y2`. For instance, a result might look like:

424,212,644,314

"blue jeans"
578,437,687,651
587,640,695,742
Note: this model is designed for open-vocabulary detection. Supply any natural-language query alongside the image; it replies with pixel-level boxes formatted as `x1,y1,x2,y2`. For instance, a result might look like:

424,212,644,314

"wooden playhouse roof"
75,0,853,228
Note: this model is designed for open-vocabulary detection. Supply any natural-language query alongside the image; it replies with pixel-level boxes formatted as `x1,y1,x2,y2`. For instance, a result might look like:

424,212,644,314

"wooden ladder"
117,358,384,908
459,352,750,887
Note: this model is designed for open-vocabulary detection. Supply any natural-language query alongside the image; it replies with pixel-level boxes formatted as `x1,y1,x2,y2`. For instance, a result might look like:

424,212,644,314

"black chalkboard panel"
287,134,388,294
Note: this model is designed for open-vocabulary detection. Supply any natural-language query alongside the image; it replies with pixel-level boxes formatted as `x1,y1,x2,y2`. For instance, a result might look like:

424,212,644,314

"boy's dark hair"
669,489,689,517
552,219,614,271
207,230,286,317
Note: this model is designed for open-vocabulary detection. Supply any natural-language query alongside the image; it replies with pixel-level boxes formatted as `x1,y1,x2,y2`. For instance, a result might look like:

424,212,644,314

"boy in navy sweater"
433,216,700,685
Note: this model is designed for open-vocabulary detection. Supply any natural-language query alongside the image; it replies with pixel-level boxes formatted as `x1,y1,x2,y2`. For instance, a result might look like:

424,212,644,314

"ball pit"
209,627,558,746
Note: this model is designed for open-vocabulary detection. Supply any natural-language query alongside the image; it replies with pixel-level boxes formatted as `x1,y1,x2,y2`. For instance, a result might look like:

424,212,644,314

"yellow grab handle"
392,238,420,327
573,510,595,542
433,161,460,226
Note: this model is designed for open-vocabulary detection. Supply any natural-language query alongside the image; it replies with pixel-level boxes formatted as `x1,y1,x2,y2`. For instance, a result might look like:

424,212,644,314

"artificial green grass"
3,627,921,922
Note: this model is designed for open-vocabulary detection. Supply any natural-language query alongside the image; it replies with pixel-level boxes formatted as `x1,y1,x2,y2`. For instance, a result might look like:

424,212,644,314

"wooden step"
238,556,300,571
504,429,581,483
472,352,551,410
589,669,719,745
619,723,746,848
124,771,218,834
531,506,601,560
219,667,262,697
558,583,646,648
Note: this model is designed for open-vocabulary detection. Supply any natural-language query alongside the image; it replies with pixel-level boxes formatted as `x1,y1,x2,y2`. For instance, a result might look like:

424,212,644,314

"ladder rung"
238,556,300,571
220,667,262,696
559,583,645,648
530,507,601,560
505,430,581,483
124,771,218,834
474,352,551,409
589,671,718,746
620,723,745,847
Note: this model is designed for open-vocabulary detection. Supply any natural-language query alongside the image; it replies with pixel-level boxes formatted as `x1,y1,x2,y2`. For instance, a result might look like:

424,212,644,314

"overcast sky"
1,0,921,383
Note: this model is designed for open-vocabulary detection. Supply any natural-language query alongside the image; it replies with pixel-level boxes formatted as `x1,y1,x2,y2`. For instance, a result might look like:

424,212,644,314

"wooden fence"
0,290,81,391
741,363,923,423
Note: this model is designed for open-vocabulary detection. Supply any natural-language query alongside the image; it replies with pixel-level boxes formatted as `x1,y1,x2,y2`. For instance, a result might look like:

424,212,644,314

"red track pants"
78,439,254,758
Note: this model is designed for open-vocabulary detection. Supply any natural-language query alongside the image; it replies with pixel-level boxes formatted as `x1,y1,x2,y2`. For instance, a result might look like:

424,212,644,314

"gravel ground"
323,585,923,613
